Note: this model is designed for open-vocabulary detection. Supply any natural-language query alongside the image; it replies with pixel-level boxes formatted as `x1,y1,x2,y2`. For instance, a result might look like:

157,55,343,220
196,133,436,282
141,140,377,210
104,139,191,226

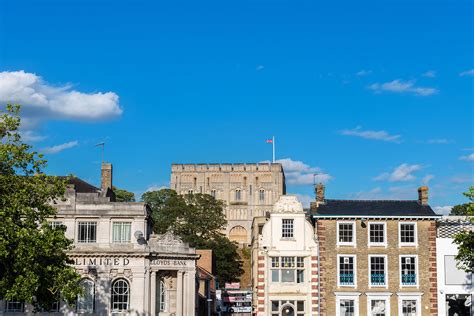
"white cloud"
350,186,417,200
41,140,79,154
20,130,46,142
356,69,372,76
449,175,474,183
422,70,436,78
427,138,450,144
374,163,423,182
368,79,437,96
256,65,264,71
422,174,435,184
262,158,332,185
460,153,474,161
339,126,401,143
0,70,122,126
293,194,313,208
433,206,452,215
459,69,474,77
145,185,168,192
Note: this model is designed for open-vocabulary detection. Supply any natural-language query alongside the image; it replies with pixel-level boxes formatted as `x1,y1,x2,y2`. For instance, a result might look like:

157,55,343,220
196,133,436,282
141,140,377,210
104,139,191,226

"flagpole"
272,136,275,163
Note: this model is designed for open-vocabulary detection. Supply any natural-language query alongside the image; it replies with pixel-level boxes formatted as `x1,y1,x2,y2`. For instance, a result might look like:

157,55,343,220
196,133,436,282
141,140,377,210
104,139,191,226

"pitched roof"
60,176,99,193
313,199,437,217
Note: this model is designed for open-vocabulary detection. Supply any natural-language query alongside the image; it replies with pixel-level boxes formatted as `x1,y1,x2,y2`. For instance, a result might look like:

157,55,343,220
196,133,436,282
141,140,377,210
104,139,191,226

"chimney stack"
316,183,325,202
101,162,113,192
418,186,428,205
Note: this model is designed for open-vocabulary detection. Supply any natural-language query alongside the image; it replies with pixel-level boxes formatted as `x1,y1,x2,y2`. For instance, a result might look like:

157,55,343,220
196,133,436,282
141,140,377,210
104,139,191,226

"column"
144,268,150,315
176,270,183,316
183,272,188,315
186,270,196,316
150,271,156,316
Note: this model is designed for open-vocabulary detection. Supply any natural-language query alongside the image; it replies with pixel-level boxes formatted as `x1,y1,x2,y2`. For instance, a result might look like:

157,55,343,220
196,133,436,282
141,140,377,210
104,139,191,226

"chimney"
101,162,113,192
418,186,428,205
315,183,325,203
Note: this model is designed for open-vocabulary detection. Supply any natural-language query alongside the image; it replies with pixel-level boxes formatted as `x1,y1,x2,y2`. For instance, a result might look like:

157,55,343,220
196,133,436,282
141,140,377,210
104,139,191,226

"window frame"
368,222,387,247
399,255,419,288
235,189,241,201
366,293,391,316
397,293,421,316
111,221,132,244
368,255,388,288
77,221,98,243
398,222,418,247
337,221,356,247
269,256,305,284
281,219,294,238
337,254,357,287
335,293,360,316
259,189,265,202
5,301,25,313
111,278,130,312
77,278,95,313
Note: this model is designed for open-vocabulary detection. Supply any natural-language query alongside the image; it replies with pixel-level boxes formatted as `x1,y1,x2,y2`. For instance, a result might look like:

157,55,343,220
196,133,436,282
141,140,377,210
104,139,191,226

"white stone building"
170,163,286,245
436,216,473,316
251,196,319,316
0,163,199,316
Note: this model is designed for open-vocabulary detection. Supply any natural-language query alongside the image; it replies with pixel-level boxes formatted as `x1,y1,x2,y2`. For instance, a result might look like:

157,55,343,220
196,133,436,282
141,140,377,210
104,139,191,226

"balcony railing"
370,273,386,285
401,273,417,285
339,273,354,285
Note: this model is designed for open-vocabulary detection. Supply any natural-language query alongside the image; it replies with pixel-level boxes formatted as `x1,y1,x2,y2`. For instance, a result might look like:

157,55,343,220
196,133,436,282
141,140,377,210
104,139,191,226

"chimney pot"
418,186,428,205
101,162,113,192
315,183,325,202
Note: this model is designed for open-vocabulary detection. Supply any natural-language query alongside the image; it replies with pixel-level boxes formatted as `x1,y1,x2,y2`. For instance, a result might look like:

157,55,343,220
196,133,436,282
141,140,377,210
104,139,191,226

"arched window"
77,279,95,313
259,189,265,202
159,280,167,311
235,189,241,201
111,279,130,312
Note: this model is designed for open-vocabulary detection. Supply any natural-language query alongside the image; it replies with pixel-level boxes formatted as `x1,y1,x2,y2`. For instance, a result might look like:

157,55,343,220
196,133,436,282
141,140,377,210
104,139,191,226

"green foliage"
113,186,135,202
142,189,243,283
0,104,81,309
453,187,474,273
450,203,470,215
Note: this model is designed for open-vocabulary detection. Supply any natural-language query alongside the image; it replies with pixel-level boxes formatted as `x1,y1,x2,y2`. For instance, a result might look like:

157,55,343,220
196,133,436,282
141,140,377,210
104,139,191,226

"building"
251,195,319,316
170,163,286,245
196,250,217,316
436,216,473,315
311,184,440,316
1,163,199,316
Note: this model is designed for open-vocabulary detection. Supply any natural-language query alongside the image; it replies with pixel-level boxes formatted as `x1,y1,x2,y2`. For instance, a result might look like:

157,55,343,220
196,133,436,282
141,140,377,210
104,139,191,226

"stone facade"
170,163,286,244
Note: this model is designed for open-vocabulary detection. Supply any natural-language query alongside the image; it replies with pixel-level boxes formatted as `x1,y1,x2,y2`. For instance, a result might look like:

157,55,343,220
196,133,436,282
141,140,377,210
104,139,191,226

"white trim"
399,255,419,288
337,221,356,247
368,254,388,288
313,215,440,219
368,222,387,247
337,254,357,288
397,293,421,316
366,293,391,316
336,293,360,316
398,222,418,247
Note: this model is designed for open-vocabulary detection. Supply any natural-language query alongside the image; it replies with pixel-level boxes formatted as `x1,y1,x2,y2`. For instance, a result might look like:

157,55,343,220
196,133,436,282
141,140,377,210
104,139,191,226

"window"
270,300,305,316
77,222,97,243
111,279,130,312
5,301,24,312
282,219,294,238
397,294,421,316
159,280,166,312
338,255,356,286
445,294,473,316
369,299,387,316
336,294,360,316
444,255,473,285
369,223,386,246
211,190,216,198
187,189,193,194
270,256,305,284
400,256,417,286
401,300,417,316
259,189,265,202
369,255,387,287
77,279,95,313
399,223,417,246
112,222,131,243
337,222,355,246
235,189,241,201
339,300,355,316
50,221,64,229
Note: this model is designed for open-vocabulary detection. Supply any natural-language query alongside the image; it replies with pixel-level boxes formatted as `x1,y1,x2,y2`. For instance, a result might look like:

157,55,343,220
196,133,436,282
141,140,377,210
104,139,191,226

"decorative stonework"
272,195,304,214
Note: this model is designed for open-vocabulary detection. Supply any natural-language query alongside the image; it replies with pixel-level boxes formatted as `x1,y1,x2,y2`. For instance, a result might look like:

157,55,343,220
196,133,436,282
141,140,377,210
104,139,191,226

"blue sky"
0,0,472,212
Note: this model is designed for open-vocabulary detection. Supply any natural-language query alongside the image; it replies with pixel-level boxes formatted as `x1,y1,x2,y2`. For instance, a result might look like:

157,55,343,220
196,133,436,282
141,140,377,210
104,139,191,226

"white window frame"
77,221,98,243
398,222,418,247
337,254,357,288
366,293,391,316
337,221,356,247
281,219,294,238
399,255,419,288
368,222,387,247
335,292,361,316
397,293,421,316
368,255,388,288
111,221,132,243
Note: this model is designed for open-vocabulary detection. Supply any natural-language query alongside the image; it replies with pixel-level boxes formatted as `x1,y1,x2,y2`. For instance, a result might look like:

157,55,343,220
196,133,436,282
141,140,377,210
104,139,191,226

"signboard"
150,259,188,267
73,257,130,266
225,282,240,289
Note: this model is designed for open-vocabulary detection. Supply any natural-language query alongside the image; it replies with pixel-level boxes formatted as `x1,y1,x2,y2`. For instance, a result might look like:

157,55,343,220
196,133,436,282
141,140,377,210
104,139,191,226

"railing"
339,273,354,285
370,273,385,285
401,273,417,285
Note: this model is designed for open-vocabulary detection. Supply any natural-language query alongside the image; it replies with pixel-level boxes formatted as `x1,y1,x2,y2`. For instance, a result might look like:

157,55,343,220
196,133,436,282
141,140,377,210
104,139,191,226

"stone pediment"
272,195,304,214
148,230,194,254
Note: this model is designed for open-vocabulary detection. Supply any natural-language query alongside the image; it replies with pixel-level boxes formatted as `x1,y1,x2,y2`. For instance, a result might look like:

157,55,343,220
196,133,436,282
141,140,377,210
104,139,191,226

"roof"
312,199,438,217
60,176,99,193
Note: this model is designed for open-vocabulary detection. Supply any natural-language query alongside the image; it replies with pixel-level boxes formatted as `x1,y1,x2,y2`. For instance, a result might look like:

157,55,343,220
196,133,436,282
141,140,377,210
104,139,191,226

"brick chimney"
418,186,428,205
315,183,325,202
101,162,113,192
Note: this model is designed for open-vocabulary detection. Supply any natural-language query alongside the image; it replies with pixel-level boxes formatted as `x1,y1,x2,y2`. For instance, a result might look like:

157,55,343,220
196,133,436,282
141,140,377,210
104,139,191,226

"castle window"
235,189,241,201
259,189,265,202
211,190,216,198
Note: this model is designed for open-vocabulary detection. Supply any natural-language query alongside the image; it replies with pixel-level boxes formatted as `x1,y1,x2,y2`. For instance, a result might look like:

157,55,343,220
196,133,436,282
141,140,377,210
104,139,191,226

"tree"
450,203,470,215
0,105,81,309
453,187,474,273
142,189,243,283
113,186,135,202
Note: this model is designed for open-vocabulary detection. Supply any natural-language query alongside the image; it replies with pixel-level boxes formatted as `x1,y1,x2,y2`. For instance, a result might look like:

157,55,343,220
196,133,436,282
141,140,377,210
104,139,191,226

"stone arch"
229,225,247,244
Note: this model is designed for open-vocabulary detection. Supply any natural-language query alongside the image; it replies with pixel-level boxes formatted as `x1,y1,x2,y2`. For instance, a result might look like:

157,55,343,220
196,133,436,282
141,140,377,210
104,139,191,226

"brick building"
311,185,440,316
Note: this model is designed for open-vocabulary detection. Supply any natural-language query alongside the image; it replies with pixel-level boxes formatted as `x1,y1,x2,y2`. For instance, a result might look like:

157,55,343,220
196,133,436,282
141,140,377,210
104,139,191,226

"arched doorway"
281,304,295,316
229,225,247,244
